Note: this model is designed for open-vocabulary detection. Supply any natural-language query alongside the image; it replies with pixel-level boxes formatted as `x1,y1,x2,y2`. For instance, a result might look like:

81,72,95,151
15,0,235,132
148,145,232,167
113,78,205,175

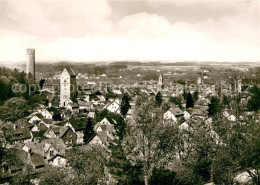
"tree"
155,91,162,107
124,94,178,185
67,145,108,184
162,103,170,111
186,92,194,109
0,97,30,122
83,117,95,143
208,97,222,116
40,145,108,184
0,122,25,182
120,93,130,116
108,139,131,184
247,85,260,111
223,95,231,109
169,96,182,108
114,116,127,140
174,118,219,184
39,167,68,185
183,89,188,100
210,108,260,184
193,90,199,102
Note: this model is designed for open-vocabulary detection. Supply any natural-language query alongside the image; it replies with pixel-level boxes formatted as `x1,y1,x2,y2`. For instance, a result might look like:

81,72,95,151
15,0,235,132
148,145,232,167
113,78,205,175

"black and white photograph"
0,0,260,184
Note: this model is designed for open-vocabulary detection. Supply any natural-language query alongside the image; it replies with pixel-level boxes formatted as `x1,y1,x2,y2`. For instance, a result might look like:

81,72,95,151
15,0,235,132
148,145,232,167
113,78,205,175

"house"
32,128,47,142
22,138,66,162
44,125,77,145
59,126,77,145
126,109,135,123
152,108,165,118
163,107,184,122
113,89,122,95
41,138,66,158
88,112,96,119
42,78,55,92
89,117,116,146
14,120,34,130
89,129,114,146
97,95,106,102
65,98,73,107
38,108,53,119
89,134,104,146
48,154,67,167
78,99,93,110
179,121,191,131
191,109,207,119
183,111,191,120
44,125,63,139
194,99,209,110
28,114,43,124
31,122,48,132
47,94,59,108
30,153,45,169
12,127,33,144
64,118,87,144
101,117,115,125
103,100,120,114
28,114,52,128
223,110,236,122
163,110,177,122
66,102,79,114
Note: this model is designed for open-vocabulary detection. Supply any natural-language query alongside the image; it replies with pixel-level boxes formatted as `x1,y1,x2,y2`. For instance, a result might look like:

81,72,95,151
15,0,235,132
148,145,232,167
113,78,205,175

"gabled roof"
105,117,116,125
15,120,34,129
68,118,87,131
65,67,76,76
31,153,45,167
24,141,45,156
168,107,184,116
78,100,92,106
13,128,32,141
59,126,70,138
49,125,62,135
68,102,79,108
41,138,66,156
195,99,208,106
192,109,207,116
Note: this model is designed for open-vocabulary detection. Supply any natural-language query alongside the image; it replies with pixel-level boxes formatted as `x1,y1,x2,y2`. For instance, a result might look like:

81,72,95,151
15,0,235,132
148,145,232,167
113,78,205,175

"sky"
0,0,259,63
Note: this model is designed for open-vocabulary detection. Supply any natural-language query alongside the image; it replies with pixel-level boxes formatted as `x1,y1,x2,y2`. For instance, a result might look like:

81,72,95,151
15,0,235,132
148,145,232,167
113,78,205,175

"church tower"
26,48,35,81
237,79,242,94
60,67,77,107
197,76,202,85
158,73,164,89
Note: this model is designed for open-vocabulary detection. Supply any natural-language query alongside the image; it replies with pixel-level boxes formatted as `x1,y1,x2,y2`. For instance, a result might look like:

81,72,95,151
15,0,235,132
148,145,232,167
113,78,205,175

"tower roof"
65,67,76,76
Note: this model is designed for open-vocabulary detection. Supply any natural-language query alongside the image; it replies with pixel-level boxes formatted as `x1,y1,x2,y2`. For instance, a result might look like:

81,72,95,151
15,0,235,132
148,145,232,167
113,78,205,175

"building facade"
60,67,77,107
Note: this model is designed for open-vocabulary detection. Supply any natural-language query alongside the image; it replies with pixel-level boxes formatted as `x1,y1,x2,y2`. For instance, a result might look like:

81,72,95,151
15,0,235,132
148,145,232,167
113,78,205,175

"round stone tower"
26,48,35,81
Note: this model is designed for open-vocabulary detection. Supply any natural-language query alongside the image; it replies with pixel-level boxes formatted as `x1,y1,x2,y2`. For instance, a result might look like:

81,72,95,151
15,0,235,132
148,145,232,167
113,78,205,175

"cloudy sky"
0,0,259,63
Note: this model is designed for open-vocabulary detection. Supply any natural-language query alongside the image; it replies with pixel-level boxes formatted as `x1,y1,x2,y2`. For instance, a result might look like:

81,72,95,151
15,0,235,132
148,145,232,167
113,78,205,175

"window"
50,150,54,156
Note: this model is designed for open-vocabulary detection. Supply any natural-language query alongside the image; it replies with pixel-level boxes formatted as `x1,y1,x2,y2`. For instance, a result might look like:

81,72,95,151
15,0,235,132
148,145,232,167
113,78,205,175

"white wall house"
163,111,177,122
50,155,67,167
28,115,42,124
39,109,53,119
104,101,120,114
183,111,191,120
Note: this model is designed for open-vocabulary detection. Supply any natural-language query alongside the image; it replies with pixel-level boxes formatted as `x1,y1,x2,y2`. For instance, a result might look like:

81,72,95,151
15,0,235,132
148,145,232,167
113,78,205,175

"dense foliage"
120,93,130,116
